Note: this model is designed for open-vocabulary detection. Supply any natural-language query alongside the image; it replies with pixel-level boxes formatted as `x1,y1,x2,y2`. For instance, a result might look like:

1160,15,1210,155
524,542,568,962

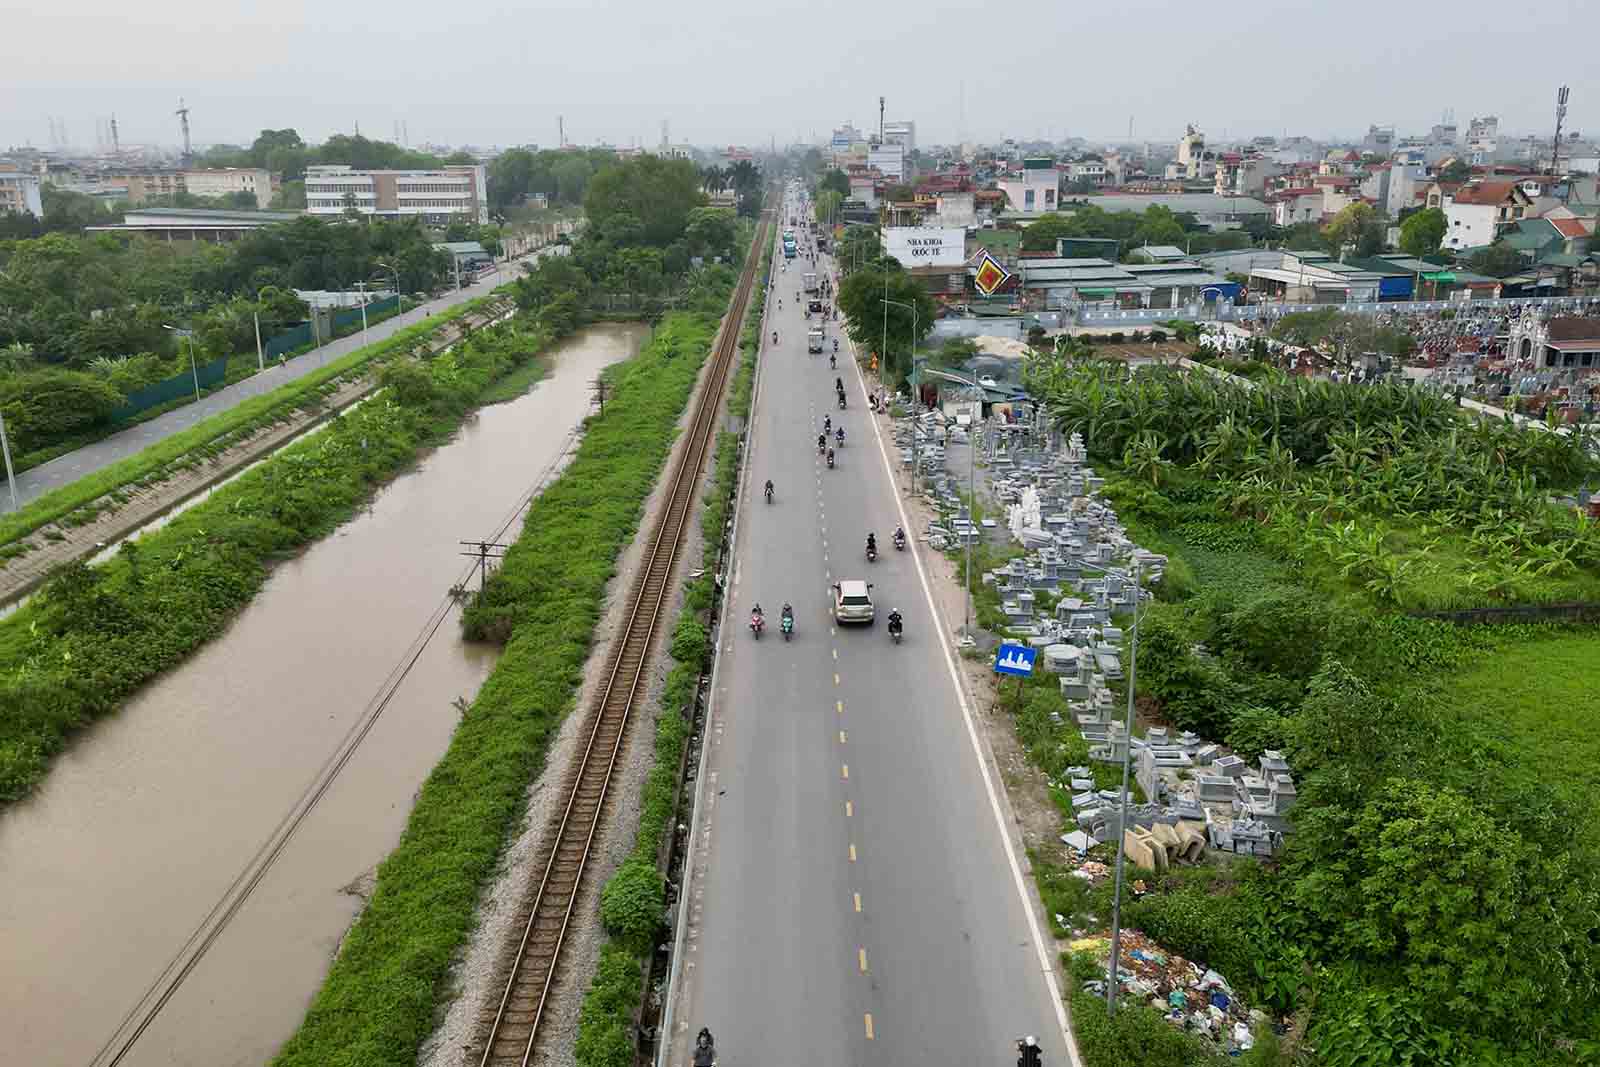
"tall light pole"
916,366,986,644
0,407,17,513
376,260,404,318
354,280,371,348
1069,554,1145,1017
163,324,201,401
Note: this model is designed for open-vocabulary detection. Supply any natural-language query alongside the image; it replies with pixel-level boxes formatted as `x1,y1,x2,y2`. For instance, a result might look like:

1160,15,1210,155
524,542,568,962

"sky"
4,0,1598,154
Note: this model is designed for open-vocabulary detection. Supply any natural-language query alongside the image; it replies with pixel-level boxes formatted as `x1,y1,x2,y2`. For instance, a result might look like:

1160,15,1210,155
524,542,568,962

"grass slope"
270,303,731,1067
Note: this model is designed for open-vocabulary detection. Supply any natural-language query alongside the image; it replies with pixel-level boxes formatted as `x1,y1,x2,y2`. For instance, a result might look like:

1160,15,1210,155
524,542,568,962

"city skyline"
4,0,1596,154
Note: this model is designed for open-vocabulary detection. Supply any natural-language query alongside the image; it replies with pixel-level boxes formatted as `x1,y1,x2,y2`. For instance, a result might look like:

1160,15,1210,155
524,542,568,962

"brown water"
0,324,647,1067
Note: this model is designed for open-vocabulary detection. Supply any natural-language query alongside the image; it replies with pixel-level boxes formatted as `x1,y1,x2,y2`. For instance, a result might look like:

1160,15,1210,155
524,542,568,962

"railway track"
477,211,772,1067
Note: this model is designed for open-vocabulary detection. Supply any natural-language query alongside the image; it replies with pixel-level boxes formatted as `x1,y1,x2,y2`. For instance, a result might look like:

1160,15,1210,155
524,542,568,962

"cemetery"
885,377,1600,1065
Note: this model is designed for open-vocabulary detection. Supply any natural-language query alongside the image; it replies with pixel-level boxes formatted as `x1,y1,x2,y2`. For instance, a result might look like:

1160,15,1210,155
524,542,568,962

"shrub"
0,368,124,452
600,858,666,954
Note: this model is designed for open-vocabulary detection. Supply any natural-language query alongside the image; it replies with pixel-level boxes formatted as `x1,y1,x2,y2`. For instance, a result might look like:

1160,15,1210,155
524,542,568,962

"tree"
552,155,595,205
683,207,737,261
1020,212,1074,252
835,225,881,274
1320,202,1376,258
1468,240,1527,279
1438,159,1473,184
817,169,850,198
0,368,124,452
813,190,843,229
836,267,935,383
246,129,305,169
1398,206,1447,257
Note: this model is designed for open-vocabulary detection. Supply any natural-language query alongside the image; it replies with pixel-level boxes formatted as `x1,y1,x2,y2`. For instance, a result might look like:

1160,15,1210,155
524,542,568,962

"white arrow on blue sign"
993,643,1036,677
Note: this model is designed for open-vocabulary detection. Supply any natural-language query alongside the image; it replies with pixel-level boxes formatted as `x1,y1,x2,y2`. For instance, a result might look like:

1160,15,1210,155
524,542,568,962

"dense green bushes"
271,299,730,1067
0,366,124,452
0,293,499,549
0,318,543,805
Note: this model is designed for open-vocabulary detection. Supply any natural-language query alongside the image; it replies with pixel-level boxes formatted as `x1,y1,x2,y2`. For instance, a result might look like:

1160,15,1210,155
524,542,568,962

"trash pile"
1071,930,1264,1054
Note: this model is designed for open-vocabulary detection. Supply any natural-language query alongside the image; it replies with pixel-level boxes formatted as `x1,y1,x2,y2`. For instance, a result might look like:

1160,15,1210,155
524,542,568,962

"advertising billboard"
883,227,967,269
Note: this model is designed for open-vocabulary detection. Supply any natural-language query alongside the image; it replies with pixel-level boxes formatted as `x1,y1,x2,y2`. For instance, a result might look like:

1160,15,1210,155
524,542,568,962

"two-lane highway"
679,196,1071,1067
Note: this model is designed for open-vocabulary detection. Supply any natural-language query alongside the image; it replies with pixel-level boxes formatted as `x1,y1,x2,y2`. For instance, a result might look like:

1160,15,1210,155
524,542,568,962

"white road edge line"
847,321,1085,1067
657,233,774,1067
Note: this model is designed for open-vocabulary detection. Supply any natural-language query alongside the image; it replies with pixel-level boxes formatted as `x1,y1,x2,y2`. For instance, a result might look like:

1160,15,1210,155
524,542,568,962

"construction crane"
176,98,192,167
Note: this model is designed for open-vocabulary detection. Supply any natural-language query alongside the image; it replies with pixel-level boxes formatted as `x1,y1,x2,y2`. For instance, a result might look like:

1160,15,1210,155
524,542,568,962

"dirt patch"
418,312,733,1067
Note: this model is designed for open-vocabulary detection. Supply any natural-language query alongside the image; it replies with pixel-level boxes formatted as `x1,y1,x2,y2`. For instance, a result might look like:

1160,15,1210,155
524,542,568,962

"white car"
833,580,875,624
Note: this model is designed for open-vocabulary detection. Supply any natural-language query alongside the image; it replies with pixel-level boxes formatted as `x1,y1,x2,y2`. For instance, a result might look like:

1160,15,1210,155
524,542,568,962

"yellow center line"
845,800,853,817
839,730,847,744
854,891,862,912
864,1014,874,1040
832,648,838,660
834,673,840,686
859,947,868,972
836,700,844,714
841,763,849,780
849,843,857,862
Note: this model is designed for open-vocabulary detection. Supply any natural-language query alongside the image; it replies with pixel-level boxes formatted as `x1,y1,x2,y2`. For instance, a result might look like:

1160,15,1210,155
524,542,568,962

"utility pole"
1551,85,1570,177
591,376,608,415
459,540,508,591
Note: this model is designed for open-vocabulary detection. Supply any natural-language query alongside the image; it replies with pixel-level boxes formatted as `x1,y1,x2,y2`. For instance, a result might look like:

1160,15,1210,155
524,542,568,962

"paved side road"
3,249,554,512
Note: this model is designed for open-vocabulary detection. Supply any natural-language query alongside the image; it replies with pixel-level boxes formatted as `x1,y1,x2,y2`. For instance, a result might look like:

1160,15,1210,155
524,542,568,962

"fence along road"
474,213,770,1067
3,250,555,512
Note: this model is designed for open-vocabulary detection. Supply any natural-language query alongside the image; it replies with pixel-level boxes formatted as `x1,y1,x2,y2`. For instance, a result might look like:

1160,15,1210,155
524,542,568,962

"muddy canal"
0,324,648,1067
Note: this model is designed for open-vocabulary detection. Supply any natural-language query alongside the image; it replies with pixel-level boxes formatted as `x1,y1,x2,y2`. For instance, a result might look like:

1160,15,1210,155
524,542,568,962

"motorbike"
837,392,847,410
772,331,779,345
826,448,835,469
765,483,774,504
866,542,878,563
893,529,906,551
888,617,903,644
835,428,845,449
780,612,794,641
830,354,837,369
694,1030,717,1067
749,611,765,639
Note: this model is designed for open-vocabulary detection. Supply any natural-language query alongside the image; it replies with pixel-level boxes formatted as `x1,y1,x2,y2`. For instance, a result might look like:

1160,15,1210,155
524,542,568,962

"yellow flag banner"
974,251,1010,296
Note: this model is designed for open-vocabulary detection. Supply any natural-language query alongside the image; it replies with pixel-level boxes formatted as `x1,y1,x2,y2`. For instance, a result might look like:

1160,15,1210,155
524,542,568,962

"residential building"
1363,125,1395,155
882,120,916,153
1213,153,1279,197
182,167,272,208
1065,158,1110,187
998,157,1059,214
935,190,976,228
848,173,879,208
831,123,864,154
1176,125,1206,180
1466,115,1499,163
304,164,488,223
0,165,43,217
868,143,906,181
1268,187,1322,226
1442,180,1533,251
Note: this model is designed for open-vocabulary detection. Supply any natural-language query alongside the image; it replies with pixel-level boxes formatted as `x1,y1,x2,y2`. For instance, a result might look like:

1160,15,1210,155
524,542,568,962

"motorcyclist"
866,532,877,557
887,608,904,633
824,414,831,434
781,602,794,631
830,352,837,369
826,447,835,467
817,432,826,453
834,376,844,392
1017,1036,1041,1067
765,478,774,502
893,525,906,549
695,1029,716,1067
833,338,839,354
836,426,845,447
772,330,779,345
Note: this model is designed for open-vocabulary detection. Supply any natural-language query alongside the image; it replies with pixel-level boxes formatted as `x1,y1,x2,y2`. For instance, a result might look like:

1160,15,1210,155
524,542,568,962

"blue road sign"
994,643,1037,677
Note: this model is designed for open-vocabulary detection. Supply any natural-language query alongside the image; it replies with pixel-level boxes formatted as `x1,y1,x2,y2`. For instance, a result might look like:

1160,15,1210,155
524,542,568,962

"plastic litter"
1209,991,1230,1012
1232,1022,1254,1050
1168,989,1187,1010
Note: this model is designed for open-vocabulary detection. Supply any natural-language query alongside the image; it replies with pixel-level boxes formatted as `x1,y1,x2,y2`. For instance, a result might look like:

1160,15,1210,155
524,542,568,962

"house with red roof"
1442,181,1533,251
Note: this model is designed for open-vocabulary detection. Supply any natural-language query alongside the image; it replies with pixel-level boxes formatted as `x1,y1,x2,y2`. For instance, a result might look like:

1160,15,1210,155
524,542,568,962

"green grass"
271,305,732,1067
477,355,550,405
0,320,545,805
0,293,504,550
1442,632,1600,807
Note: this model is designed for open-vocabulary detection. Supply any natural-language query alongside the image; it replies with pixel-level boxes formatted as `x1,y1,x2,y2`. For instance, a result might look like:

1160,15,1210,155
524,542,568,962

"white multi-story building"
182,167,272,208
868,143,905,181
0,165,43,217
1442,180,1531,250
883,120,916,154
998,157,1059,214
304,164,488,223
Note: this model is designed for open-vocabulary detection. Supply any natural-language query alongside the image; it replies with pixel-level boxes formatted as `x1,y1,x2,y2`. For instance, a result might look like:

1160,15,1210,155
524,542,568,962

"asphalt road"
4,250,555,511
681,199,1072,1067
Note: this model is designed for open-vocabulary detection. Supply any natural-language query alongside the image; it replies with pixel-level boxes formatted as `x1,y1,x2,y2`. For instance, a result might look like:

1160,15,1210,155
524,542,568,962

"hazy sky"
4,0,1597,153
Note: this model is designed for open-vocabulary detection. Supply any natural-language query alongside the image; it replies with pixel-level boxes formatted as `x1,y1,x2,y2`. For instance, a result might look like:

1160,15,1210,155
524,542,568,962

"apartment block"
0,165,43,217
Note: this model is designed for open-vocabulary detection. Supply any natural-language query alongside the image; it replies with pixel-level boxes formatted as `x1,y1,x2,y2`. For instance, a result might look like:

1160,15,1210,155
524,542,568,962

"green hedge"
270,303,730,1067
0,293,504,549
0,319,542,806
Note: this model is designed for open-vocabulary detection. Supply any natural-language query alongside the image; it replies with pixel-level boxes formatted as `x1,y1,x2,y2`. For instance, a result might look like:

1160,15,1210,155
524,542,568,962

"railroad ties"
477,212,772,1067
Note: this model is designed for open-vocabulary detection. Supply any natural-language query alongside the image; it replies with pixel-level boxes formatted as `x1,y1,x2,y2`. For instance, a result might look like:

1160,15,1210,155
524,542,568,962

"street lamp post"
163,324,201,401
1068,553,1145,1017
376,260,404,319
914,365,988,644
0,408,17,513
354,281,371,348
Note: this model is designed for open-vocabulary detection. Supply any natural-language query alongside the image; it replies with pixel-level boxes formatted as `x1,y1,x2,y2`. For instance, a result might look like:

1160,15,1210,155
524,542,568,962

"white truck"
803,272,819,294
807,327,825,353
